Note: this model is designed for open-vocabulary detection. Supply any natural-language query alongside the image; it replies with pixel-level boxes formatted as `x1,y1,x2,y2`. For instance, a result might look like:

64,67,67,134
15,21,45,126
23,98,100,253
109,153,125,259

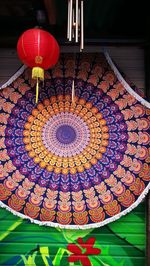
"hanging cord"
72,79,75,103
72,45,77,104
36,77,39,104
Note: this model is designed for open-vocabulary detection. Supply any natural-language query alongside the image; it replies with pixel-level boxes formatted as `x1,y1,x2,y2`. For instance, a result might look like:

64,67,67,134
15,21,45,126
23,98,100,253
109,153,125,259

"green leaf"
40,246,49,257
21,251,37,266
90,254,126,266
53,247,69,266
0,208,23,242
118,259,126,266
40,246,53,266
0,209,67,266
90,257,110,266
95,244,125,266
62,228,94,243
108,212,146,250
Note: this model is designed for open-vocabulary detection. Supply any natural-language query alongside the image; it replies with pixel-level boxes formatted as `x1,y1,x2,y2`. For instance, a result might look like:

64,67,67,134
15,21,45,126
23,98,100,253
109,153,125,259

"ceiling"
0,0,148,48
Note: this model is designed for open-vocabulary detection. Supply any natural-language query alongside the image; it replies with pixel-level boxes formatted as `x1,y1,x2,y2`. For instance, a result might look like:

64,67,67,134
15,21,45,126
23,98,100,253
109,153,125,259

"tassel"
36,78,39,104
32,67,44,80
32,67,44,103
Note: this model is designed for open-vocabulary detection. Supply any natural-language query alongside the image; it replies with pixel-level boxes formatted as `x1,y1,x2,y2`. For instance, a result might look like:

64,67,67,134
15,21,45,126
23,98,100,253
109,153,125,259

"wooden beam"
43,0,56,25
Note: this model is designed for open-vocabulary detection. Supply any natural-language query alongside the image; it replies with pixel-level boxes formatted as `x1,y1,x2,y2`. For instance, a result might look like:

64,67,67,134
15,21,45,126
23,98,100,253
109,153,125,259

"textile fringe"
0,65,27,90
104,50,150,109
0,183,149,230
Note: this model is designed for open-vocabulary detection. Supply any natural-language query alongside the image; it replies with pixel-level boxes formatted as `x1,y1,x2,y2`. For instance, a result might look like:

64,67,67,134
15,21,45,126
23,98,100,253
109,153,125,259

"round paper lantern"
17,28,60,102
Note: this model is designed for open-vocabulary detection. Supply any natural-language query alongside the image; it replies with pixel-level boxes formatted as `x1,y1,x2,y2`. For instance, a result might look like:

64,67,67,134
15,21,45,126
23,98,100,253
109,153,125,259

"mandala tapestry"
0,52,149,229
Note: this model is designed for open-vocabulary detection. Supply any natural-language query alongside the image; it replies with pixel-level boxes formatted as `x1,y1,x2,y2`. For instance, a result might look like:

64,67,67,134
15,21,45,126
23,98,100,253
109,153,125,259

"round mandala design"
0,54,149,229
23,95,109,175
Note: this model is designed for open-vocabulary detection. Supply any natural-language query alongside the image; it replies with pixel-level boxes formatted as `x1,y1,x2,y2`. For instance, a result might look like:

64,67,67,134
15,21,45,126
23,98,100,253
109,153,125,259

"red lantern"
17,28,60,103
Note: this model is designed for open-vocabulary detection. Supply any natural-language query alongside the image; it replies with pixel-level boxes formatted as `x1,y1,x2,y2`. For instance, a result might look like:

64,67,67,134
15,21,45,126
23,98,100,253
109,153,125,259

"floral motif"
89,207,105,222
57,212,72,225
0,184,12,200
24,203,40,218
0,149,10,161
67,237,101,266
130,178,145,195
40,208,55,221
139,163,150,181
8,194,25,211
104,200,121,216
118,190,135,207
73,212,88,225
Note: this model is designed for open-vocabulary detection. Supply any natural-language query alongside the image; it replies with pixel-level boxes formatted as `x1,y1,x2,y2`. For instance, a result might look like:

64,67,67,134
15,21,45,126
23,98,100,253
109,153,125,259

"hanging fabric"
0,52,149,229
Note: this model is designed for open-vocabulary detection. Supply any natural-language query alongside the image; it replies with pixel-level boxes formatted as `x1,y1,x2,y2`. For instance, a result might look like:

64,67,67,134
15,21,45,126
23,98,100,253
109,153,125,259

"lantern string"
72,79,75,103
36,78,39,104
72,45,77,104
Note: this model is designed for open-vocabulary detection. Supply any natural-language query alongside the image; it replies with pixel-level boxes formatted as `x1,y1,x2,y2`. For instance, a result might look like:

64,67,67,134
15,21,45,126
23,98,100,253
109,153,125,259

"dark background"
0,0,148,47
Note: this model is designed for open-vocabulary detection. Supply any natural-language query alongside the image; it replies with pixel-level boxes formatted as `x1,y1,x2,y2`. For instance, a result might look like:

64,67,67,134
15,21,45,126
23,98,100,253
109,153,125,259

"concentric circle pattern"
42,112,90,157
0,53,149,228
23,95,109,175
56,124,76,144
